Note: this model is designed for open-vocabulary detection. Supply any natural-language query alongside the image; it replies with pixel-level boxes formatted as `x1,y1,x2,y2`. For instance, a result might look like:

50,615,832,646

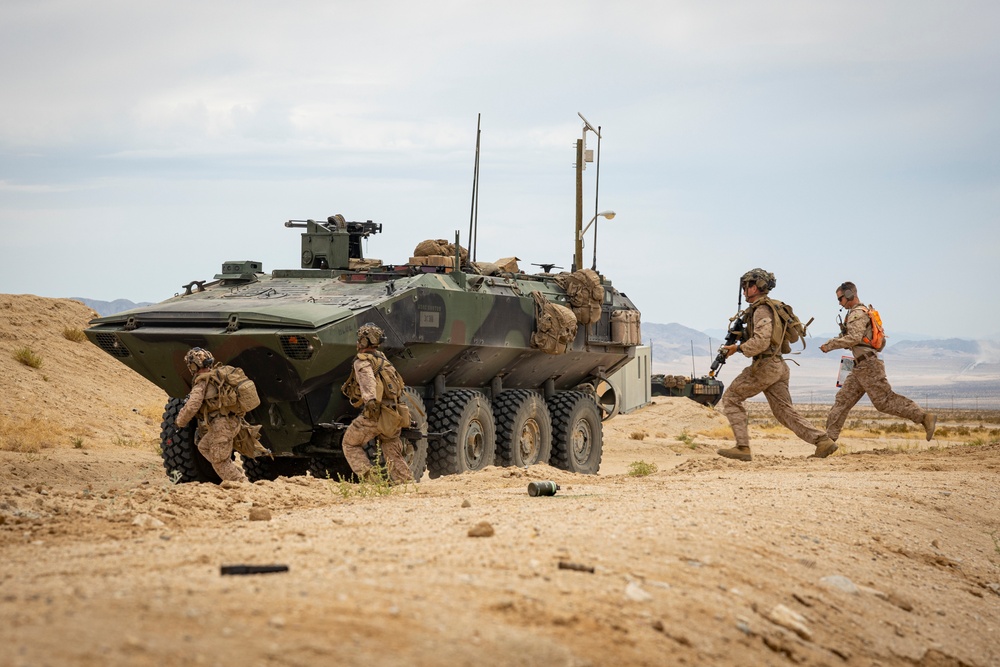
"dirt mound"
0,294,167,451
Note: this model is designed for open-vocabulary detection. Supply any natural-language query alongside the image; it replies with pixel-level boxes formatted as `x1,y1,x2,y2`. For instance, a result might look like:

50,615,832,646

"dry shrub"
0,415,63,452
629,431,647,441
62,327,87,343
627,460,657,477
13,346,43,369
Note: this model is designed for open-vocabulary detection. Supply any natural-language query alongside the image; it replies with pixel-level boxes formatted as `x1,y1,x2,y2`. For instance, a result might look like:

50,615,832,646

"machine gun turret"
286,215,382,270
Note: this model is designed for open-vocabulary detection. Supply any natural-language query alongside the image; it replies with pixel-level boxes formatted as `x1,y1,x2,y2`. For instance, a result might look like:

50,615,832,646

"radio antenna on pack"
468,113,481,262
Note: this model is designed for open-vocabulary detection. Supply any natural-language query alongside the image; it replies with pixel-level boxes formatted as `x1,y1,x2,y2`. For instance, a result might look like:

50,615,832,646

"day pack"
859,304,887,351
207,365,261,415
344,351,405,405
759,298,812,355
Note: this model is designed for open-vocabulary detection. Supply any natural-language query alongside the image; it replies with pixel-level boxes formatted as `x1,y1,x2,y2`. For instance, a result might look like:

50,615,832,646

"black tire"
427,389,496,478
493,390,552,467
399,387,429,481
242,456,311,482
548,391,603,474
160,397,220,484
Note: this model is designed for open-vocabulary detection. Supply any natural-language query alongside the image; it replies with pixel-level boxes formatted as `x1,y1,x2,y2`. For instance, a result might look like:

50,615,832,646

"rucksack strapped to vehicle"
530,291,579,354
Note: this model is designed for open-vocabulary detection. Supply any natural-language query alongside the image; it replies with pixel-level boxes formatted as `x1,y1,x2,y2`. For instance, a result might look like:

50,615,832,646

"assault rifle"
708,311,746,378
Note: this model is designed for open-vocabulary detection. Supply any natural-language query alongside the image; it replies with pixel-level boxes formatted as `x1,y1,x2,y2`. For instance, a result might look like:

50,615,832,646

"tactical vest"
741,300,779,355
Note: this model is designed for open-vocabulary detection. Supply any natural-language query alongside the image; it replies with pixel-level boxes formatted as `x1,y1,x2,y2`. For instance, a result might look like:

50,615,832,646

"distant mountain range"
71,298,154,317
643,322,998,364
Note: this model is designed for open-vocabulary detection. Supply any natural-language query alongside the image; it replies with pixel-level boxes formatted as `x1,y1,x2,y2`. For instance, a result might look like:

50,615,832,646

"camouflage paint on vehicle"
87,219,640,482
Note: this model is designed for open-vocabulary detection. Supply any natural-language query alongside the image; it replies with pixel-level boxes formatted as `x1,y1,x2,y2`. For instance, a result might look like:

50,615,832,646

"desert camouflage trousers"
721,357,826,449
342,414,414,485
196,414,248,483
826,356,925,440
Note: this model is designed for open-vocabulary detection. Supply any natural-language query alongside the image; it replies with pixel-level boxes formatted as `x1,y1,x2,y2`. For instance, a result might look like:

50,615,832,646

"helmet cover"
357,323,384,349
184,347,214,372
740,268,776,293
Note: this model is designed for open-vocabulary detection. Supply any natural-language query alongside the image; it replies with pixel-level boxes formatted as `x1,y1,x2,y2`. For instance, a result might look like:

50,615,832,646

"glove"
363,399,379,420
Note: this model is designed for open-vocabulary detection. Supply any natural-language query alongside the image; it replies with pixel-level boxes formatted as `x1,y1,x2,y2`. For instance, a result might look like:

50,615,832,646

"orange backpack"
859,305,886,351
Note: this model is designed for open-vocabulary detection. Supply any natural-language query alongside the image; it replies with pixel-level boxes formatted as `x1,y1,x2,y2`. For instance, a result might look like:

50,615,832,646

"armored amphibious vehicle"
86,216,641,483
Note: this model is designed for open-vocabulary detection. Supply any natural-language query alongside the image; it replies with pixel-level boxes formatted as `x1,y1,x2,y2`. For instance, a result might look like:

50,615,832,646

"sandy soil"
2,294,999,667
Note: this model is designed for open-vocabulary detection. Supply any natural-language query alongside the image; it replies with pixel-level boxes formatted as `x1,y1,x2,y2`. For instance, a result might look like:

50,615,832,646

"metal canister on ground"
527,481,560,497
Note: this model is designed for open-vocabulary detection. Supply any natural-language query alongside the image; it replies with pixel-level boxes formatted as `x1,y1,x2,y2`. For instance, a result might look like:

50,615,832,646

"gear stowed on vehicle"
86,118,642,484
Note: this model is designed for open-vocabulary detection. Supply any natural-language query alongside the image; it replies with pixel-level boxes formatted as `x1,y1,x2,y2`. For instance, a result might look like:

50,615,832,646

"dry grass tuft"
629,431,647,441
13,346,43,369
62,327,87,343
697,426,735,439
112,435,160,452
0,415,64,452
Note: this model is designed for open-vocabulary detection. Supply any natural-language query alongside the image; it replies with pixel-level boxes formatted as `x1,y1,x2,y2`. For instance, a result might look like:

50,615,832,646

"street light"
579,210,616,240
579,210,616,271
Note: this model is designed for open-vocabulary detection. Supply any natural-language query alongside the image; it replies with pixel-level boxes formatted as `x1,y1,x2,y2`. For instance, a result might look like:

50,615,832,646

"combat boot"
810,436,838,459
923,413,938,441
717,446,752,462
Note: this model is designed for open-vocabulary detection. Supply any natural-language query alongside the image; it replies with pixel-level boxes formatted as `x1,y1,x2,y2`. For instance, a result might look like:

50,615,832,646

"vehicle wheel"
364,387,429,482
427,389,496,478
243,456,311,482
493,390,552,467
160,397,219,484
547,391,603,474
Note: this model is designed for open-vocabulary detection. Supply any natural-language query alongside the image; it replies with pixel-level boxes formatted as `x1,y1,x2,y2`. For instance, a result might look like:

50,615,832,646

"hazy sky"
2,1,998,339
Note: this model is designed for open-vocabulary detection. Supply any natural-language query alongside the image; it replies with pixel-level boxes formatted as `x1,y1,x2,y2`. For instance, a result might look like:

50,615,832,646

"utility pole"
573,138,584,272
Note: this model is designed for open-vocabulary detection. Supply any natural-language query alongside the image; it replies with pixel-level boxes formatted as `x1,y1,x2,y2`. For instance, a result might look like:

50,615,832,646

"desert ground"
2,294,999,667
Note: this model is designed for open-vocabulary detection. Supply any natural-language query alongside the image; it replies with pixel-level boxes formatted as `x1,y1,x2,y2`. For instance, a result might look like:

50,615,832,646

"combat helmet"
740,268,776,293
357,323,384,349
184,347,214,373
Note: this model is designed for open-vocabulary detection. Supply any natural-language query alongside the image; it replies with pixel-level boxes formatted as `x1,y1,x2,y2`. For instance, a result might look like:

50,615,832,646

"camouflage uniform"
342,348,413,485
176,369,248,483
721,301,830,454
823,305,928,440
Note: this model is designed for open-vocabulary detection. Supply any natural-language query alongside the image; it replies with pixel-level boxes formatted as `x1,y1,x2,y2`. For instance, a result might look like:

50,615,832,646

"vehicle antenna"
468,113,481,263
690,340,696,377
591,125,602,271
